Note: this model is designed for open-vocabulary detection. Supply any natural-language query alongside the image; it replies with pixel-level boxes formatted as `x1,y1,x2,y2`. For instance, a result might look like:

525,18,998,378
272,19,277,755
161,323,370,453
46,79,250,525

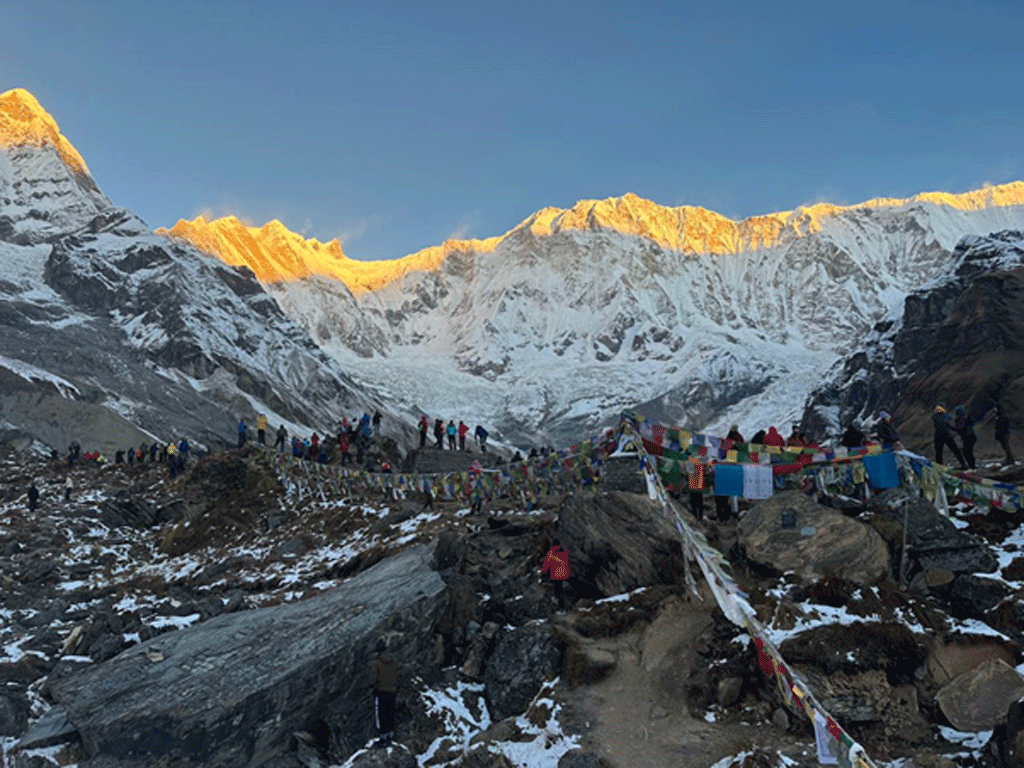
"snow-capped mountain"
803,228,1024,452
0,88,398,456
163,185,1024,446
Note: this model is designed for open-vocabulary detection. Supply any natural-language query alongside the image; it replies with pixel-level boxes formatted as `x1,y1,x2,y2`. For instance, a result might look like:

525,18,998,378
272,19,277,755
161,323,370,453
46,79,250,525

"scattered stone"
558,751,616,768
716,676,744,708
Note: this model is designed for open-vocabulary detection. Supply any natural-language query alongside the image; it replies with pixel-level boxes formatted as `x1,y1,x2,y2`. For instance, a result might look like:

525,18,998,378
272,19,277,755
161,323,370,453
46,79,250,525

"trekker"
686,462,705,520
541,538,571,614
369,639,400,745
64,475,73,502
256,414,268,445
237,419,247,448
762,426,785,448
457,421,469,451
372,410,382,435
434,419,444,450
446,421,457,451
932,403,967,469
422,484,434,511
474,424,489,454
726,425,744,443
840,423,866,449
994,405,1015,465
785,424,806,448
952,405,979,470
274,424,287,452
873,411,901,451
418,416,429,450
27,481,39,513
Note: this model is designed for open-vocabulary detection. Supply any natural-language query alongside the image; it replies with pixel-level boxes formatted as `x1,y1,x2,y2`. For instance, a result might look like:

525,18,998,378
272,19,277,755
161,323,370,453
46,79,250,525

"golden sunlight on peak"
158,181,1024,294
0,88,93,182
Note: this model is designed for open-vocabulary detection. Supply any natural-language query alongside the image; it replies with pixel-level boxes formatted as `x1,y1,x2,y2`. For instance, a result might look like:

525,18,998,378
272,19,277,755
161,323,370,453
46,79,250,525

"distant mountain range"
161,182,1024,448
4,85,1024,454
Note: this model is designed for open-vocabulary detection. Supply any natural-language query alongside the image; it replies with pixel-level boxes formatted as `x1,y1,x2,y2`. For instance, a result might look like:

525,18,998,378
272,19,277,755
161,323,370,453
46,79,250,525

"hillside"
3,431,1024,767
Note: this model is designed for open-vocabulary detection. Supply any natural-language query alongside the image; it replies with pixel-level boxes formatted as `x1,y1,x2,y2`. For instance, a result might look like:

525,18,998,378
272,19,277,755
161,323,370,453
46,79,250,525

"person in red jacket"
457,421,469,451
762,426,785,448
541,538,571,614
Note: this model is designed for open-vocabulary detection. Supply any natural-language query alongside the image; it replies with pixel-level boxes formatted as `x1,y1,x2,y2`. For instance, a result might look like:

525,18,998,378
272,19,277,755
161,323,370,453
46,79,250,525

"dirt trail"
566,587,820,768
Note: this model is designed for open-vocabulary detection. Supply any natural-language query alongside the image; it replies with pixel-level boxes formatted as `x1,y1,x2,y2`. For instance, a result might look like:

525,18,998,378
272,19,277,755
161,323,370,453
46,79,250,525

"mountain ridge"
161,183,1024,291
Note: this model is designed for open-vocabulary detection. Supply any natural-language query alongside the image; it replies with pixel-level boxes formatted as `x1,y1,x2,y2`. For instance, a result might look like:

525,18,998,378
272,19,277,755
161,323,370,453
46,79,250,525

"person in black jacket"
873,411,901,450
933,403,967,469
952,405,979,469
993,405,1015,465
27,481,39,513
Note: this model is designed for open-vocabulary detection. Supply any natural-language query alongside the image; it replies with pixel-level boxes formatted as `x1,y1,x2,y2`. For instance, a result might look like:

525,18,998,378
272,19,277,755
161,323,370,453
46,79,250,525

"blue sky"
2,0,1022,261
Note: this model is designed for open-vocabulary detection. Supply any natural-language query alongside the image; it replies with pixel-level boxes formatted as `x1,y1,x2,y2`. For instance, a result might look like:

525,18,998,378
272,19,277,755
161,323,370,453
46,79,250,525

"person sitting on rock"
369,638,400,745
541,538,571,614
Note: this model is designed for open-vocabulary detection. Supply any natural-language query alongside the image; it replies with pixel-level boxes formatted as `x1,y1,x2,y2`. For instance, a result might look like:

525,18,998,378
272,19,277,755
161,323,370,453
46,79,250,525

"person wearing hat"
369,638,400,744
873,411,901,451
932,403,967,469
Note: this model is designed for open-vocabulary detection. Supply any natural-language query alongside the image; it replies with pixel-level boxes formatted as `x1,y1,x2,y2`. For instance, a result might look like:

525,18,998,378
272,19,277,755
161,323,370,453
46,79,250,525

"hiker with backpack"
541,538,571,614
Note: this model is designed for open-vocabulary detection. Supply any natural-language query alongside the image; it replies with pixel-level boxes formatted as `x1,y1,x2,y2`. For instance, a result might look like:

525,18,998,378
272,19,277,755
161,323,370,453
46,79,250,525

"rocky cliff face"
802,230,1024,455
0,89,398,454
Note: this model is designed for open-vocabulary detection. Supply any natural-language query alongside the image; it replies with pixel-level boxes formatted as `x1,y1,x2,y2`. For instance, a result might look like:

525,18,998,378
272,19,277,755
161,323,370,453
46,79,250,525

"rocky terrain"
804,229,1024,454
3,439,1024,768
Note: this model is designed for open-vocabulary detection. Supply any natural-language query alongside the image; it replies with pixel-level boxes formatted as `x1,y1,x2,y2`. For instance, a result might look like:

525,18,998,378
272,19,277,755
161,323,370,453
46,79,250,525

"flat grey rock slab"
50,544,444,767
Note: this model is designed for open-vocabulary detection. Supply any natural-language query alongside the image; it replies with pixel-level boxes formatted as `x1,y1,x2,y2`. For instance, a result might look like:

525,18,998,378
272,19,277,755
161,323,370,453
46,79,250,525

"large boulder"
46,544,446,767
555,491,686,596
867,489,999,576
936,659,1024,732
738,491,889,585
483,622,560,721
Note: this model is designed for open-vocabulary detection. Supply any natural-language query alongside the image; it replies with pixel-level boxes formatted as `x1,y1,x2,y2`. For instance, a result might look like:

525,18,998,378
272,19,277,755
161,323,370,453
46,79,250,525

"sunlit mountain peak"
165,182,1024,295
0,88,94,185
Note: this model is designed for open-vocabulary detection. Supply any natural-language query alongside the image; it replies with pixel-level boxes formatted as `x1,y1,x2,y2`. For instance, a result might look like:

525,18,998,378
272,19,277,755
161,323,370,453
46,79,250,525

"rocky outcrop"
483,622,560,721
804,230,1024,455
738,491,890,585
44,544,446,767
867,488,999,578
555,491,686,596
